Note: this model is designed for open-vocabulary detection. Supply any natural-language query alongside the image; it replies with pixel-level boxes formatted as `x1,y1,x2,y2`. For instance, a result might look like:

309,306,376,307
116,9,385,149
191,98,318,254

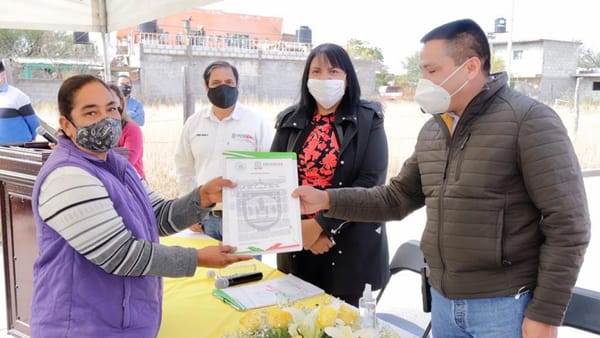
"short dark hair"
58,75,109,120
420,19,491,73
298,43,361,114
0,61,4,72
203,61,239,86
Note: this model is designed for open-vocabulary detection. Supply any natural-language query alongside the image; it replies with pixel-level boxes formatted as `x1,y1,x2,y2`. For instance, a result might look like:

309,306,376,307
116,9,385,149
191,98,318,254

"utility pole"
182,17,195,122
506,0,515,84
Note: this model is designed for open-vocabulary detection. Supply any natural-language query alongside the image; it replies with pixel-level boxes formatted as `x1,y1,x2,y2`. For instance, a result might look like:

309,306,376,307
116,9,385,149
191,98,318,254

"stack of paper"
212,274,324,311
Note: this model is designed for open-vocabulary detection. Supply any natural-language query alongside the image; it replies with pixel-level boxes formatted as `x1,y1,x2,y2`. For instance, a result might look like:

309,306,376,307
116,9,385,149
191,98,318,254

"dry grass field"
36,99,600,199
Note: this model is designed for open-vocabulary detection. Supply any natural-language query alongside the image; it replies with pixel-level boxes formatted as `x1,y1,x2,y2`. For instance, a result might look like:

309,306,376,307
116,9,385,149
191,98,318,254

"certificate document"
222,151,302,255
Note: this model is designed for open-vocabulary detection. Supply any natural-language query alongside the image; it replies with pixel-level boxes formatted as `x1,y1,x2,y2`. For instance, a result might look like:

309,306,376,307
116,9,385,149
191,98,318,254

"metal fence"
119,32,312,60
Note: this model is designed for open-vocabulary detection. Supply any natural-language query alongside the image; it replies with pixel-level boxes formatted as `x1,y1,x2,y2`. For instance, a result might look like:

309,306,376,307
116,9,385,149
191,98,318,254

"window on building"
513,50,523,60
593,82,600,91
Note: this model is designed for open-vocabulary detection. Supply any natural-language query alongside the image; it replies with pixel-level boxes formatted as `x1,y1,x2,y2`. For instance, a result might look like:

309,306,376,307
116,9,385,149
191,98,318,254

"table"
158,236,288,337
158,236,415,338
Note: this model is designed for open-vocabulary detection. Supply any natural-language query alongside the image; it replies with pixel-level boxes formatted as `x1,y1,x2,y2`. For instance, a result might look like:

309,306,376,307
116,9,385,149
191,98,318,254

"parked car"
378,85,403,100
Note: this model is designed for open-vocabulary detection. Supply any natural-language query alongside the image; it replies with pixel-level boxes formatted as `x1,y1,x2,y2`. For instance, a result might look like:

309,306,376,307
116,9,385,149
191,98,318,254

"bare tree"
578,48,600,69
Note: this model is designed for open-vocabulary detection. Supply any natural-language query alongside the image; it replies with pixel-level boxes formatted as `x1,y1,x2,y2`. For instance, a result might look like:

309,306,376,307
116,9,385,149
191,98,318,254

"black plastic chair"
562,286,600,334
376,239,431,338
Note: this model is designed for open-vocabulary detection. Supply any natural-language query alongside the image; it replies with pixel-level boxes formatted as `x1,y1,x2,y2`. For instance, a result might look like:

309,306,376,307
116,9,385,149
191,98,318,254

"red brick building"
117,9,284,42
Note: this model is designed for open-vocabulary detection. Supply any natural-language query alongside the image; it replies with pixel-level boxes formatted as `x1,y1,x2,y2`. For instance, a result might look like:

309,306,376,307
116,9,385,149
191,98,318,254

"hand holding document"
222,151,303,255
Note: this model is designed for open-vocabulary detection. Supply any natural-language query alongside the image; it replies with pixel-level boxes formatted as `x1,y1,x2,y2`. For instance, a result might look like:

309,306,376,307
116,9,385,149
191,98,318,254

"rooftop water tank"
73,32,89,44
138,20,158,33
494,18,507,33
297,26,312,44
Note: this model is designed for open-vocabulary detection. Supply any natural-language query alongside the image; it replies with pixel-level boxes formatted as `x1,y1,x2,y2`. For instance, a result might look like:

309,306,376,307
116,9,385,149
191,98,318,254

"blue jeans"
430,287,531,337
201,213,223,241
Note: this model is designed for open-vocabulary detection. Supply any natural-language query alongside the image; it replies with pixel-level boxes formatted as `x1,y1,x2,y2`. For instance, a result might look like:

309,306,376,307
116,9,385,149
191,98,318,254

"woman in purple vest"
30,75,251,337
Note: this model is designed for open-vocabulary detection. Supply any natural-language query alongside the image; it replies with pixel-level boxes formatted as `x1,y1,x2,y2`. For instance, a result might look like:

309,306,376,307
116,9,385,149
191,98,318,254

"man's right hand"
292,186,330,215
196,244,252,268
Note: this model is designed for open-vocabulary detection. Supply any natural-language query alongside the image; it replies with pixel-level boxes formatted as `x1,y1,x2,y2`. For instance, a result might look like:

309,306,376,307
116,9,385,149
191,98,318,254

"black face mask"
207,84,238,109
119,85,132,97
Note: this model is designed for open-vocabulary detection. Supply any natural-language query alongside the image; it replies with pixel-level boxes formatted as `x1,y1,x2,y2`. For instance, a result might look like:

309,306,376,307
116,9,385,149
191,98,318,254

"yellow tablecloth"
157,236,326,338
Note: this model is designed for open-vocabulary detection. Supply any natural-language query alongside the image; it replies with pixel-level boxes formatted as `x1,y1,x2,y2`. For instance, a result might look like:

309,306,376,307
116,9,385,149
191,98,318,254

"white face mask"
414,59,470,115
307,79,345,109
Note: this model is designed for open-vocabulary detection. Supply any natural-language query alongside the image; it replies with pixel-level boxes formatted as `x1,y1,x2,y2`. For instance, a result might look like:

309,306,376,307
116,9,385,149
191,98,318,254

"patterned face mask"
70,117,122,153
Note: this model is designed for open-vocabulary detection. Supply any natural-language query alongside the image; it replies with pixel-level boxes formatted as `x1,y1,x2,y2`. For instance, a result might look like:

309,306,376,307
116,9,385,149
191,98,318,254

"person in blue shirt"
0,61,40,145
117,74,146,126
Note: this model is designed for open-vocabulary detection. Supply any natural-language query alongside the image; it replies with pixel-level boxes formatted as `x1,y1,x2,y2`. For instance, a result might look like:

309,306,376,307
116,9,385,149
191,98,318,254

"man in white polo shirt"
175,60,273,240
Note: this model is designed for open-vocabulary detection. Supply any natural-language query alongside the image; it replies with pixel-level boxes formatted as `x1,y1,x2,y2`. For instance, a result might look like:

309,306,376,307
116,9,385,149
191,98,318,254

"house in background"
490,36,582,103
573,69,600,103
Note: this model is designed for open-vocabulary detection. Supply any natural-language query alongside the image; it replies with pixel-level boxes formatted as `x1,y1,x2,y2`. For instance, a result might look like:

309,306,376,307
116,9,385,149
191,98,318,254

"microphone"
36,126,58,144
214,272,263,289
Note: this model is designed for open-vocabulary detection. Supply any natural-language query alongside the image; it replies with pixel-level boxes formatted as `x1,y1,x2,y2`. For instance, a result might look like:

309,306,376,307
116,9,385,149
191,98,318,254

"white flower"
324,325,376,338
284,306,321,338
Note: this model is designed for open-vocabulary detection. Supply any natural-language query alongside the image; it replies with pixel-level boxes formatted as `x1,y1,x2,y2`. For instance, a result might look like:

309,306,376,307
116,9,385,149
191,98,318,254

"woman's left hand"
309,233,334,254
302,218,323,249
196,244,253,268
198,177,236,207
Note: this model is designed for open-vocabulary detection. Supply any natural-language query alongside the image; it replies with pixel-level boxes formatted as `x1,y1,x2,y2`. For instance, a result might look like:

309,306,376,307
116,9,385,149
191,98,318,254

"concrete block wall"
542,40,581,77
7,52,381,105
11,79,62,104
139,51,380,103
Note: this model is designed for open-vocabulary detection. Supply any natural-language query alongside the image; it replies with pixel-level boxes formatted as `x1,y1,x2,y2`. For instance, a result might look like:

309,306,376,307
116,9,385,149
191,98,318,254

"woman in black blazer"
271,43,390,306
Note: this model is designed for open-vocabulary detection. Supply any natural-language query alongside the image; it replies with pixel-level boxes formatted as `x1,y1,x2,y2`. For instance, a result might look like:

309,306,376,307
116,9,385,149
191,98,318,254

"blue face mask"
70,117,122,153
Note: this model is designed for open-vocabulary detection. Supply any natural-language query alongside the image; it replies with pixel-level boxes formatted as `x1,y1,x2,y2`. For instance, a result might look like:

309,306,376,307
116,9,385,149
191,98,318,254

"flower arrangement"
225,297,402,338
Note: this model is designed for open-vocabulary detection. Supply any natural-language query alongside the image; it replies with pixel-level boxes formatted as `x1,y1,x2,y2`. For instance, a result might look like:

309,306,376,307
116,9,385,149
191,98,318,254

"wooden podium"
0,145,51,337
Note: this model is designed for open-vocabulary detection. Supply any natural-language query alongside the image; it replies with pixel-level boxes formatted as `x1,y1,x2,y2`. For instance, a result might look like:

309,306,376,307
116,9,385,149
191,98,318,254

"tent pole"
102,32,111,82
98,0,111,82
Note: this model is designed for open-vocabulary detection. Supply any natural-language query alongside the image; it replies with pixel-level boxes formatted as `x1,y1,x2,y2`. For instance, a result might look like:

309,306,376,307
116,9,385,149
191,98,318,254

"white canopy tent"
0,0,220,80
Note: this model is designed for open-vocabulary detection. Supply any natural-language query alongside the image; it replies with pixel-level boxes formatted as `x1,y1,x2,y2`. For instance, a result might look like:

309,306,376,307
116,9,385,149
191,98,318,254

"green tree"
345,39,387,85
0,29,94,58
344,39,384,62
490,50,506,73
393,51,421,93
375,65,396,87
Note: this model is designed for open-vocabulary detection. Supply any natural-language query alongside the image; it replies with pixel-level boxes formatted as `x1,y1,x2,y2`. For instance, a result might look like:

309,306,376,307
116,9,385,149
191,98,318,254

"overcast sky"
204,0,599,73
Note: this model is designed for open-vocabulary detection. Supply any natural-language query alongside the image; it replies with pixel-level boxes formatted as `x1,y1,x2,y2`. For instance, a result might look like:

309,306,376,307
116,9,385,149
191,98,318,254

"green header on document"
223,151,297,160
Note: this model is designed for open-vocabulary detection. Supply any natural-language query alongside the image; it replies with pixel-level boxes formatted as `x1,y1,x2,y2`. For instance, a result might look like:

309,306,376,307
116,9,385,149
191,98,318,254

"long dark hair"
298,43,361,115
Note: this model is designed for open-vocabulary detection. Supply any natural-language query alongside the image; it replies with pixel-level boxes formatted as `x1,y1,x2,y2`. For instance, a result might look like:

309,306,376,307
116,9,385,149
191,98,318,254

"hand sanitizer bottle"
359,283,377,328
